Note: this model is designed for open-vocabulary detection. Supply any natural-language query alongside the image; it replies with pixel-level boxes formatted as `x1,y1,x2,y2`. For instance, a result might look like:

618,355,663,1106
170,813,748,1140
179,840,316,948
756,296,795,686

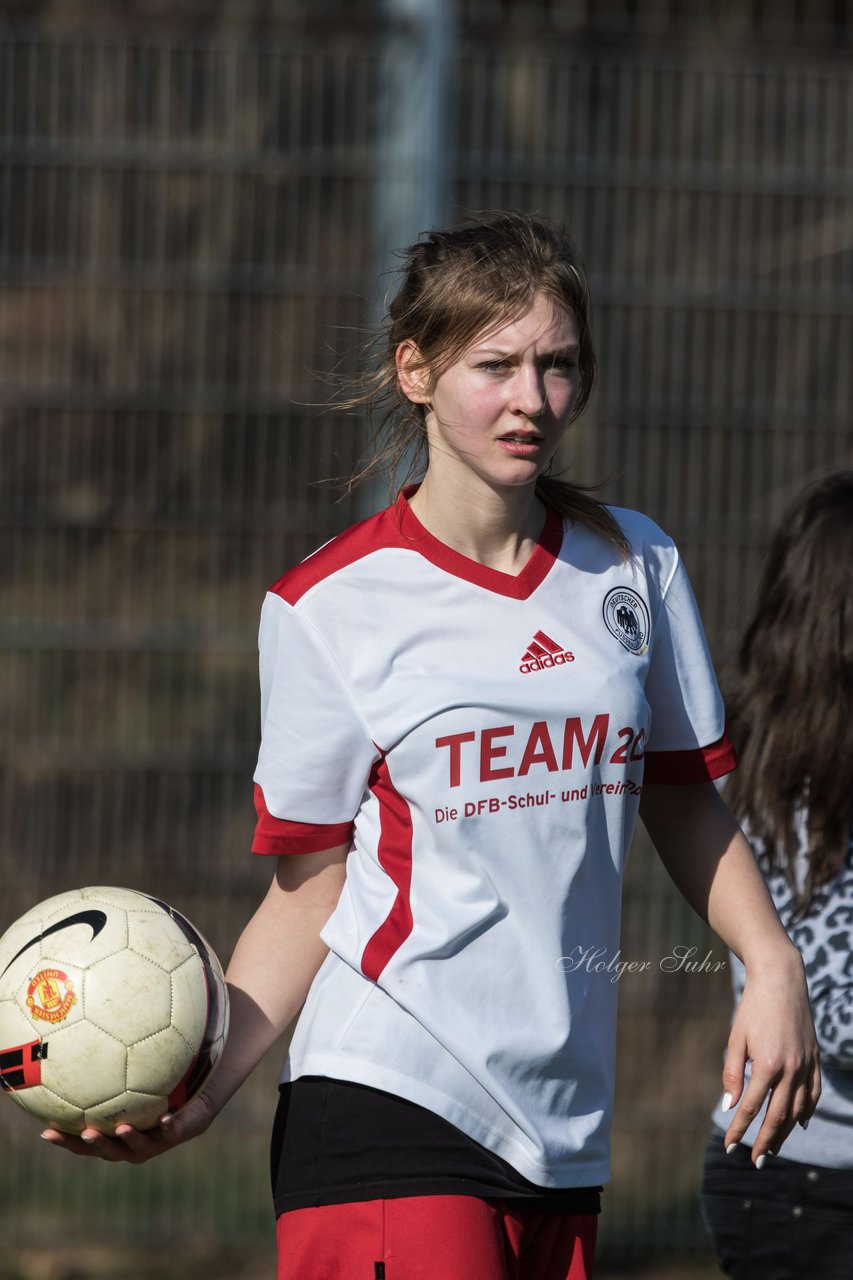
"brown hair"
724,471,853,914
343,211,629,559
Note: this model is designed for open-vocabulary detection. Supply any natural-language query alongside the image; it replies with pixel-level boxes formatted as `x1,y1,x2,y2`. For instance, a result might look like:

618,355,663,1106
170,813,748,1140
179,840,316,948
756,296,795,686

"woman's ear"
396,340,431,405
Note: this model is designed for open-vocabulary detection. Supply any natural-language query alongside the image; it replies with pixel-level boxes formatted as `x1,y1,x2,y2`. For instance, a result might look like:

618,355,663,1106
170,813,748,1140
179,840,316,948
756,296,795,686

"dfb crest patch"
602,588,650,656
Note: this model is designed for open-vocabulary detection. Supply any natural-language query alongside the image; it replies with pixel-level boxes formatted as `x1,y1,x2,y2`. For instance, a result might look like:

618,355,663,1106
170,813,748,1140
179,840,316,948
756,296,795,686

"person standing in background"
702,471,853,1280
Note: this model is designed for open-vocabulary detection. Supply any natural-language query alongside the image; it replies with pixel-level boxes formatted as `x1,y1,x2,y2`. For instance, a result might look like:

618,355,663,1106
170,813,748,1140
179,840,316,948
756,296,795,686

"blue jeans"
701,1131,853,1279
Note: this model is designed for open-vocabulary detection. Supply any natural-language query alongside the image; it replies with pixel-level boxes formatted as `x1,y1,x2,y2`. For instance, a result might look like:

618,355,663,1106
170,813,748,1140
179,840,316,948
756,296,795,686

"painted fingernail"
726,1143,738,1154
721,1092,733,1112
801,1119,810,1130
756,1154,767,1170
81,1134,96,1144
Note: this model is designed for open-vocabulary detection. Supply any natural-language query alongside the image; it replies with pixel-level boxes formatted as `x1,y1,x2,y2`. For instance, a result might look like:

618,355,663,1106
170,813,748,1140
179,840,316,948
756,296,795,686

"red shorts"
276,1195,597,1280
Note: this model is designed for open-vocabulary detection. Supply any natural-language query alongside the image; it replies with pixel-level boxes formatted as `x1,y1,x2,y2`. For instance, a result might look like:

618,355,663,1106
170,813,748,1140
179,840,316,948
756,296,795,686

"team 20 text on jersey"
435,714,646,788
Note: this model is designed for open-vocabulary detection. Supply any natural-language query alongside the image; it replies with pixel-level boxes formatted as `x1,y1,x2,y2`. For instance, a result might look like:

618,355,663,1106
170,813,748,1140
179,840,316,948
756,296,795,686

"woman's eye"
477,359,509,372
549,357,578,373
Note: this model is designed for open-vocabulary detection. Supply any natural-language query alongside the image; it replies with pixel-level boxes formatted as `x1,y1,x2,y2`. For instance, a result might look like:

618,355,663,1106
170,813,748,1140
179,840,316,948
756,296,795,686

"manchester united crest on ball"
26,968,77,1024
602,588,650,656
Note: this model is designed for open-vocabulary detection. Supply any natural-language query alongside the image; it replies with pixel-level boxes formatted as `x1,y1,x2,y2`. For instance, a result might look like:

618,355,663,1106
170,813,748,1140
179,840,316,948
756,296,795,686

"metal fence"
0,3,850,1272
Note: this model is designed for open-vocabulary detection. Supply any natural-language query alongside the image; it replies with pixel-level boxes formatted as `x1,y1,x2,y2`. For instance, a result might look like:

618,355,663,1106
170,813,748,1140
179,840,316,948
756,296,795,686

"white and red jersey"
253,492,735,1187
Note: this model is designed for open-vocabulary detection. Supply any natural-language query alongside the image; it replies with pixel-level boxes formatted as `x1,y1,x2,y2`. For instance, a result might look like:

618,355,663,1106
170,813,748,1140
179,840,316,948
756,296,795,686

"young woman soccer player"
701,472,853,1280
43,213,821,1280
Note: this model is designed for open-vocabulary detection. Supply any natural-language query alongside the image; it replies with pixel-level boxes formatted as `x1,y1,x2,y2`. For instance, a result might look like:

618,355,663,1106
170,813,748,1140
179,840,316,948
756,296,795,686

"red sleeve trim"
643,733,737,785
251,784,353,855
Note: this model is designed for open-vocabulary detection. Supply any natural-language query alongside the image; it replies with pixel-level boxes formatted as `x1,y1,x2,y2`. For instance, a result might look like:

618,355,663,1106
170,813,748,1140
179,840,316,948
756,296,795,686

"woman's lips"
497,435,544,457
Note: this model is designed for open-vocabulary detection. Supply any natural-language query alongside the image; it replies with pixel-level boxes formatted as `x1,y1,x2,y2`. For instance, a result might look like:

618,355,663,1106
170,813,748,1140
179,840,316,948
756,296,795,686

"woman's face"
397,293,581,496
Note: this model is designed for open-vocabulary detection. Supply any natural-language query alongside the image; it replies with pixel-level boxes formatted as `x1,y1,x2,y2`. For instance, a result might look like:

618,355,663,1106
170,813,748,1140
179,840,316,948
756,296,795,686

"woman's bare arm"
41,844,349,1163
640,781,820,1165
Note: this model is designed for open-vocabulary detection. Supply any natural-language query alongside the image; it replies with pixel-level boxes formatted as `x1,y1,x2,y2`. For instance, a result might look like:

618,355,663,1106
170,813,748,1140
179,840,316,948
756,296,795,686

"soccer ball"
0,886,229,1135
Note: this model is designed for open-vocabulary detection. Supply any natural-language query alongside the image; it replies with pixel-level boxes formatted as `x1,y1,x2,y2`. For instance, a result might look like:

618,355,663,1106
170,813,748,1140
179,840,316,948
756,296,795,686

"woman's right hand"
40,1089,218,1164
40,848,348,1166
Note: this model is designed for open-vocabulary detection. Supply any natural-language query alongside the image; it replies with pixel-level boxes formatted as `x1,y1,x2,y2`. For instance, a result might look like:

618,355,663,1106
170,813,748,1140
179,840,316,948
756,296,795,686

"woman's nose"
511,365,546,417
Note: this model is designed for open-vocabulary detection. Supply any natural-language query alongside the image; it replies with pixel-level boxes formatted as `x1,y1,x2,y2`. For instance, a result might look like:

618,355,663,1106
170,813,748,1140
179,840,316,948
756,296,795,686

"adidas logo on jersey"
519,630,575,674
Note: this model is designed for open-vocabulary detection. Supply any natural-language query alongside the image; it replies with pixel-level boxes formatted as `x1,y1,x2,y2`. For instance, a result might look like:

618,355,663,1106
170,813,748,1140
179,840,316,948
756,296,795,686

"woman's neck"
407,472,545,574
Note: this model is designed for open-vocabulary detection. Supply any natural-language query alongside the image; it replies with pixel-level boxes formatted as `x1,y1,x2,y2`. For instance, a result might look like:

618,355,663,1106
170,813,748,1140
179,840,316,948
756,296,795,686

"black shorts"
271,1075,602,1217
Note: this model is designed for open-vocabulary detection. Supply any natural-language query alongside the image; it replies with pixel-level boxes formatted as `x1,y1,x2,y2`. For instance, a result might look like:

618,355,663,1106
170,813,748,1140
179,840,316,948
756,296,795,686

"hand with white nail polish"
718,941,819,1168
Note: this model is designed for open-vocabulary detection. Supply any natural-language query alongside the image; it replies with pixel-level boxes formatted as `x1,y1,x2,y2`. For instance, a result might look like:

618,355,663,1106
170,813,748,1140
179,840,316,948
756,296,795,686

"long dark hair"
341,211,629,559
724,471,853,913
